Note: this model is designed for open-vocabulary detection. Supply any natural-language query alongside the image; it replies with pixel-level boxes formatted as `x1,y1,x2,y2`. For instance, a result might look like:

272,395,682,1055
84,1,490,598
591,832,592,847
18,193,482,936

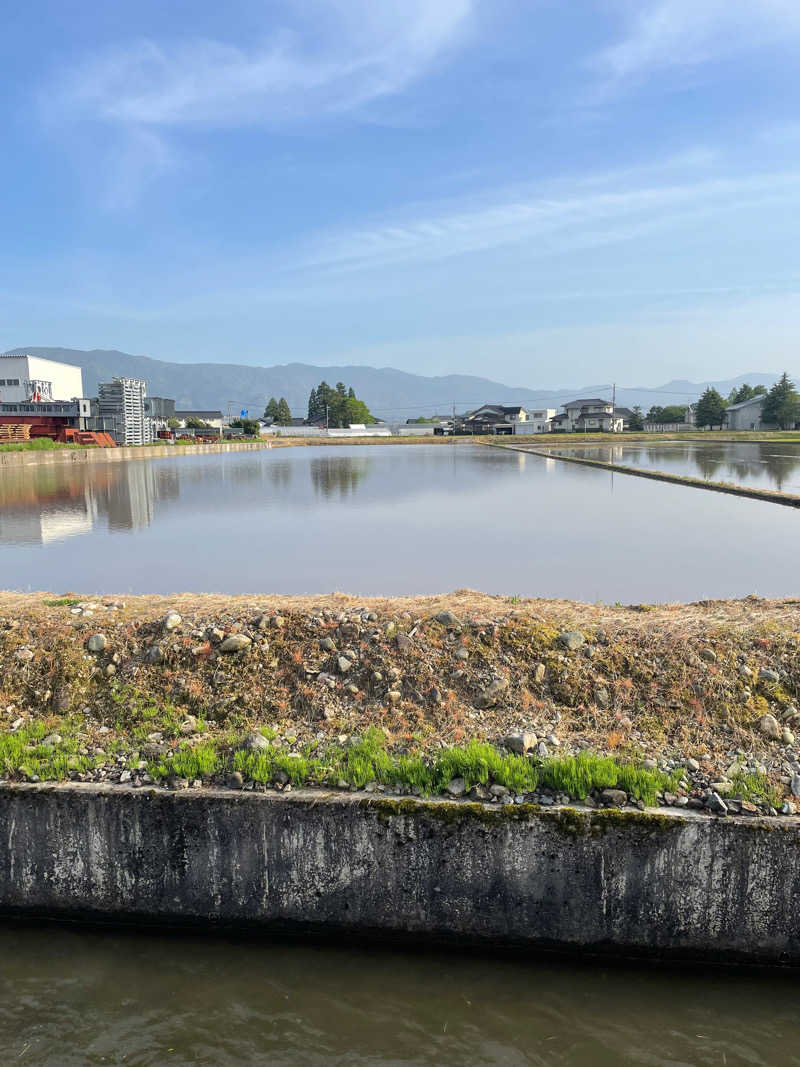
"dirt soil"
1,591,798,810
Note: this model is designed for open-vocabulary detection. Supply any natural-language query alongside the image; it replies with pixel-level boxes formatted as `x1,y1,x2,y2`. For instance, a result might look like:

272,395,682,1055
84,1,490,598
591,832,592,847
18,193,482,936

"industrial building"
98,377,152,445
0,354,83,404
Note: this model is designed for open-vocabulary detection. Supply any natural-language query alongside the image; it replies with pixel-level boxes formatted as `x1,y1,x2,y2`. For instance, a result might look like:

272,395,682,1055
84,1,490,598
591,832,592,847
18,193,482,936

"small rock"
272,615,286,629
594,687,610,709
103,663,116,678
533,663,546,684
739,664,753,679
642,758,658,771
537,741,549,758
505,730,537,755
759,714,781,740
686,757,700,772
14,648,34,662
180,717,198,736
143,645,163,664
119,769,132,783
337,656,352,673
705,791,728,815
556,631,585,651
320,637,337,652
782,728,795,746
252,614,270,630
760,668,780,684
220,634,252,653
791,773,800,798
42,733,62,746
700,648,717,663
781,801,795,816
86,634,107,653
489,784,509,797
241,731,269,751
478,675,509,708
396,634,412,653
436,611,461,629
228,771,244,790
445,777,467,797
599,788,627,808
387,690,401,704
455,647,469,661
163,612,182,632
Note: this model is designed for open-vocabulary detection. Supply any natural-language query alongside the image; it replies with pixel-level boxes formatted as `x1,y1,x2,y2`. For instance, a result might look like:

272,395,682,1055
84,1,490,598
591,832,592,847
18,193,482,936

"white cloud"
596,0,800,80
294,167,800,273
49,0,472,127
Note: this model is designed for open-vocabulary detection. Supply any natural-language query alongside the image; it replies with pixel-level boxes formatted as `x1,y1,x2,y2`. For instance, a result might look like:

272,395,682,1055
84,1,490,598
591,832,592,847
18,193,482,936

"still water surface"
1,924,799,1066
1,444,798,601
544,440,800,492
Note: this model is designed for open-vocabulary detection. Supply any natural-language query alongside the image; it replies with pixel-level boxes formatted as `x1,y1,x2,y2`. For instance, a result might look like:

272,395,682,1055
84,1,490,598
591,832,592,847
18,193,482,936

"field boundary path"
489,441,800,508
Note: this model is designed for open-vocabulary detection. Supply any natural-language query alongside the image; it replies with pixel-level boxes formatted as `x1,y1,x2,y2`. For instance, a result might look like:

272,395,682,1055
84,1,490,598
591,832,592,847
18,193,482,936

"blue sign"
240,409,248,418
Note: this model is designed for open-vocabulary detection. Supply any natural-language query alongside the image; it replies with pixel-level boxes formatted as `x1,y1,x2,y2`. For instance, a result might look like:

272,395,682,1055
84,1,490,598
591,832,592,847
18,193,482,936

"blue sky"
2,0,800,388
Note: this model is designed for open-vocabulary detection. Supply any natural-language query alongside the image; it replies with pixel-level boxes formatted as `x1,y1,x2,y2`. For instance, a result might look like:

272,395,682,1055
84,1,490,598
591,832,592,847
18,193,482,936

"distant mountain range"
2,347,791,420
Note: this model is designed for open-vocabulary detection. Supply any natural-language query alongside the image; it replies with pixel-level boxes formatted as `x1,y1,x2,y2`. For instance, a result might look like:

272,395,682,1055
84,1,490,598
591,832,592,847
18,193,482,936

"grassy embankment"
1,592,797,812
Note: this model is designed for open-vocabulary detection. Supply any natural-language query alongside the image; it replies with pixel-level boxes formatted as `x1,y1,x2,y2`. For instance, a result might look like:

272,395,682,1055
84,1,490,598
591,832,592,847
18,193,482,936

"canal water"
544,440,800,493
1,443,798,601
1,924,799,1066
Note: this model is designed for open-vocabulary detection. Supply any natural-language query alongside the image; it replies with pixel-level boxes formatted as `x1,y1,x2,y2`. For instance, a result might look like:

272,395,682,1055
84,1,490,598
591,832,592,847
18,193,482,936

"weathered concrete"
0,440,272,469
0,783,798,963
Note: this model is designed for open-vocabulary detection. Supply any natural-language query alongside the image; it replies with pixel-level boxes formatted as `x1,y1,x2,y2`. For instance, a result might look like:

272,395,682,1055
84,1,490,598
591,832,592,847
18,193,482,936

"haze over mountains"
3,347,789,420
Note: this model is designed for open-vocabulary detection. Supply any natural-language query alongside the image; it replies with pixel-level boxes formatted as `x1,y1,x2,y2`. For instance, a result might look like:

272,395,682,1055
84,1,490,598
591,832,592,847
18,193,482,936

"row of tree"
307,381,375,428
263,397,293,425
695,373,800,429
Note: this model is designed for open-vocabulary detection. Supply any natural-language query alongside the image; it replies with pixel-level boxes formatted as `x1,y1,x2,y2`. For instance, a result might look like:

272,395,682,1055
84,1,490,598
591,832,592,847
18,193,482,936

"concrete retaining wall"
1,783,798,963
0,440,272,469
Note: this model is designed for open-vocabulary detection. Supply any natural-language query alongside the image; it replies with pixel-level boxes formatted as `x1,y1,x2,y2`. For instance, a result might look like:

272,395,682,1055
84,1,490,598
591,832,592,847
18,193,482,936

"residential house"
555,399,623,433
517,408,556,434
460,404,530,435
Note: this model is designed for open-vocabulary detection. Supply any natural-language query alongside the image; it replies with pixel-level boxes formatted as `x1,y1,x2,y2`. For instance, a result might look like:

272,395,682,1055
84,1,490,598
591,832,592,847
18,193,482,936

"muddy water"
0,443,798,601
1,924,799,1066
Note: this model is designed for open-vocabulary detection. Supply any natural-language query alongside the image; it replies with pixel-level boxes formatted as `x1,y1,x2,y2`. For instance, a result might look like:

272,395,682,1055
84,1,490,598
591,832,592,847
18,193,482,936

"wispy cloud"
48,0,472,127
595,0,800,80
293,166,800,273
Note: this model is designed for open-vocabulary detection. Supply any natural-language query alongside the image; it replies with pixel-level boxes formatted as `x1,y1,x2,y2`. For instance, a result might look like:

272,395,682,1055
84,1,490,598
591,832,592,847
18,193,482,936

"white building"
725,395,774,431
0,354,83,404
552,399,623,433
516,408,556,434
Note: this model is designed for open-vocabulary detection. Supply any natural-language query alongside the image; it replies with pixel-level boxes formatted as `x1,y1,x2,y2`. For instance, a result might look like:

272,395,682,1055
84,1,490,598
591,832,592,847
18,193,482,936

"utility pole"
452,400,456,443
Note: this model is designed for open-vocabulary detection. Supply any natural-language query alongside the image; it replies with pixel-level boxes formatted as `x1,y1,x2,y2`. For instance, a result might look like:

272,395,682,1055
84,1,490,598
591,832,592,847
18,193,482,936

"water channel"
1,443,798,601
1,924,799,1066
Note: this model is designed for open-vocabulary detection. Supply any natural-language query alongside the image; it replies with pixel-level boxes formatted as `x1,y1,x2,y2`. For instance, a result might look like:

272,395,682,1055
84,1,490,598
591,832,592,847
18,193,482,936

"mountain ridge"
2,347,791,419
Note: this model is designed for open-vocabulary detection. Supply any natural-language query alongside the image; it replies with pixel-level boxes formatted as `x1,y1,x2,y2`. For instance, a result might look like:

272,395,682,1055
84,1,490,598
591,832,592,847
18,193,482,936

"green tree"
628,406,644,431
728,383,768,405
185,416,211,429
276,398,292,425
264,397,280,420
306,380,375,427
694,388,727,429
230,418,259,435
762,373,800,429
646,404,687,423
167,417,180,430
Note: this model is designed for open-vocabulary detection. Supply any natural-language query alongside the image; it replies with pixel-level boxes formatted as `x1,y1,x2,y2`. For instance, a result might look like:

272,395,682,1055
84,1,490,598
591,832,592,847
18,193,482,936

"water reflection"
310,455,371,498
0,445,798,601
550,441,800,492
0,463,179,545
